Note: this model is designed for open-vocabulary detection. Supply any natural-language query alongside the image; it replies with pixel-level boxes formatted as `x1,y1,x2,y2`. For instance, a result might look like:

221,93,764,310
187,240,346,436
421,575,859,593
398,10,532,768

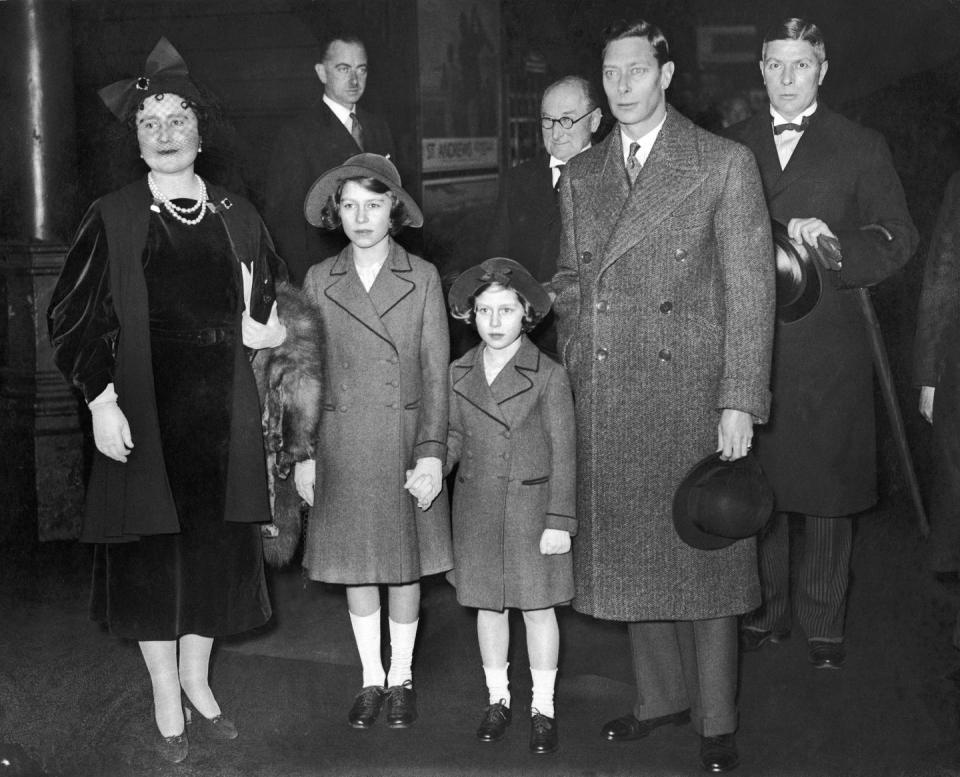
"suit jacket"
485,155,561,357
446,336,576,610
725,105,918,516
552,108,774,621
263,98,395,285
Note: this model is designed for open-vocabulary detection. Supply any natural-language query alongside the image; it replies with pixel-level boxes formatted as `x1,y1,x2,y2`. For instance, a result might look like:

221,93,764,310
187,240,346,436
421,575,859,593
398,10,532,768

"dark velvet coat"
48,179,283,543
553,108,775,621
300,240,453,584
725,105,918,516
446,337,577,611
263,98,395,284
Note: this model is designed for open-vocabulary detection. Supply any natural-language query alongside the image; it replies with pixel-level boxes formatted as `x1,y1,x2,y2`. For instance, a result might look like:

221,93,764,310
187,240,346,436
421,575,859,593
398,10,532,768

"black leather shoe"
384,680,417,728
602,709,690,741
739,627,790,652
476,701,512,742
184,702,238,740
700,733,739,772
529,711,558,754
348,685,385,729
156,731,188,764
808,639,845,669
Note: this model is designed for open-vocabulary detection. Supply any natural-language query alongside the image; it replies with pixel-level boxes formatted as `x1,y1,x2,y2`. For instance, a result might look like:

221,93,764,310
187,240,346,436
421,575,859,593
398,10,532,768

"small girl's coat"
447,336,577,611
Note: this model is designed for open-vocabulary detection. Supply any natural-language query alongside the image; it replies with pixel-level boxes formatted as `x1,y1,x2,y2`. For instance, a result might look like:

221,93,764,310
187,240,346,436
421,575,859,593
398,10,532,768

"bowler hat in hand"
673,452,774,550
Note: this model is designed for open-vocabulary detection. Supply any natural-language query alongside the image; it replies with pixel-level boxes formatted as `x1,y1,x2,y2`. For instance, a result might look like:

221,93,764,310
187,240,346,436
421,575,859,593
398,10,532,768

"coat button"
658,348,672,362
340,383,348,391
581,251,593,264
338,405,348,413
389,379,399,387
596,347,608,361
659,300,673,314
595,300,608,312
675,248,688,262
342,362,349,369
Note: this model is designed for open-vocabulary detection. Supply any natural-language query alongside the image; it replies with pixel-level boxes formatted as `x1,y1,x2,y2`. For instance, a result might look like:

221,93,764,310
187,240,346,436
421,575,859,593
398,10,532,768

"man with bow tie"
724,18,917,671
264,33,395,285
483,76,602,358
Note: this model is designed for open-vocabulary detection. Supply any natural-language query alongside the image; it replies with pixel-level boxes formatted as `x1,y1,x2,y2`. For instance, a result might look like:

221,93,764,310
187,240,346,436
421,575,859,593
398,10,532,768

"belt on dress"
150,326,233,345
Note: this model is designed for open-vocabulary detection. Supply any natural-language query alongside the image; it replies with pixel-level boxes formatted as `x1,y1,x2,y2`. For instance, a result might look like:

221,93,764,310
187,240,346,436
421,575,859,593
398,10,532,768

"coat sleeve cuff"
546,512,578,535
718,378,771,424
414,440,446,461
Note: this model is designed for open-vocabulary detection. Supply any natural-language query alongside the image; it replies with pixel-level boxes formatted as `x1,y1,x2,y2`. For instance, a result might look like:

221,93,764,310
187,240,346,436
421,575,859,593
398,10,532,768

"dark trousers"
744,512,852,641
628,616,738,737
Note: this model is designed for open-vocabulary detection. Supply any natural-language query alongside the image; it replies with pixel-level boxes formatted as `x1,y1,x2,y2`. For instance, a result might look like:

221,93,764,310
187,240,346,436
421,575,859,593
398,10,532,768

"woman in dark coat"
293,154,452,731
446,258,576,754
47,39,285,764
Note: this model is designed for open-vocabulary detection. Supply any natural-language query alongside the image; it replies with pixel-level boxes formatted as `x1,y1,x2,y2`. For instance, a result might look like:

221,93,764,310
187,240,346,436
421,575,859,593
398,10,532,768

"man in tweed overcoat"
551,20,774,772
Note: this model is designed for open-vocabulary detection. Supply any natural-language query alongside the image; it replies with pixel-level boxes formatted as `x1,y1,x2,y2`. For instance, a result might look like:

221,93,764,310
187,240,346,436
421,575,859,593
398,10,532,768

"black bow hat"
448,257,552,320
673,452,774,551
772,219,822,324
98,37,205,120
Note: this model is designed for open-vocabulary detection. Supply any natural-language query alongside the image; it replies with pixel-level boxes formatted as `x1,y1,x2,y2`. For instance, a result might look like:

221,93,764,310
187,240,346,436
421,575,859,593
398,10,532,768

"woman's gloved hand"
294,459,316,506
89,385,133,463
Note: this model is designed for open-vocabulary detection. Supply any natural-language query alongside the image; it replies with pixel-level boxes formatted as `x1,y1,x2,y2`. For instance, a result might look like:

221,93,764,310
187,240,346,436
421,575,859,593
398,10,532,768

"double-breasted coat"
552,108,775,622
446,337,577,611
725,106,917,516
300,239,453,584
263,99,396,284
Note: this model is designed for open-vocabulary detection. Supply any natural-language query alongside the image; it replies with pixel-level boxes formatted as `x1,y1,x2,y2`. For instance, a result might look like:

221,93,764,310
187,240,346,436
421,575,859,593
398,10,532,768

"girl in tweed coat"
445,258,577,755
293,155,452,731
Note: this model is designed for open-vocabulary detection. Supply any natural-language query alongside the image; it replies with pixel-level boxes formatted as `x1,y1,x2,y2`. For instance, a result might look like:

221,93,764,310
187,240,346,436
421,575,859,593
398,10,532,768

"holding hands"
404,456,443,511
539,528,571,555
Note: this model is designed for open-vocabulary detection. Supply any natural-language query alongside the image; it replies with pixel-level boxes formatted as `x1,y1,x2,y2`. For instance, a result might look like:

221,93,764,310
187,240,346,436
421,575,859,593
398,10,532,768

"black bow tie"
773,115,811,135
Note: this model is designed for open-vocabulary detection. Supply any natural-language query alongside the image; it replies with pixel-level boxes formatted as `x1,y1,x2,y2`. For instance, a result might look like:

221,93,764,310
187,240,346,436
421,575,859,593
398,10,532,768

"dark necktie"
773,114,810,135
626,142,641,185
553,164,565,193
350,112,364,150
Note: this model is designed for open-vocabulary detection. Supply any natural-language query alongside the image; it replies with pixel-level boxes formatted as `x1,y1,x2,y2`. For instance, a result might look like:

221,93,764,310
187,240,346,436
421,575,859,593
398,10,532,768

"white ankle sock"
530,667,557,718
482,663,510,707
349,608,386,688
386,617,418,687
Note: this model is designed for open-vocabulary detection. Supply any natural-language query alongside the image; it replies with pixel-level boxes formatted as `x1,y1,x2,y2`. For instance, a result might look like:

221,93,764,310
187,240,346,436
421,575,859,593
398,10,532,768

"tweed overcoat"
552,108,775,621
446,336,577,611
263,98,395,284
300,239,453,584
725,105,917,516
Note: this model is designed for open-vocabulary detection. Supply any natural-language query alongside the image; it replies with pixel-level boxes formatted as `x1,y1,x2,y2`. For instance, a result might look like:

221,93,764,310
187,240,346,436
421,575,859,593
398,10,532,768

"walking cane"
815,229,930,537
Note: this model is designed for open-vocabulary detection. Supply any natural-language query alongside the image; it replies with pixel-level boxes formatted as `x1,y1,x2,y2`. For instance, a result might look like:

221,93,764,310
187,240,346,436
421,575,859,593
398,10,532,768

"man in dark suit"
724,18,917,670
484,76,601,358
552,19,773,773
264,34,395,284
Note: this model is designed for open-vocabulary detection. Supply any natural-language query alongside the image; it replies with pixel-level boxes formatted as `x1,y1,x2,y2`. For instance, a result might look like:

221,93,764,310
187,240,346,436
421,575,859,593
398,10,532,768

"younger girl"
446,258,577,754
294,154,452,730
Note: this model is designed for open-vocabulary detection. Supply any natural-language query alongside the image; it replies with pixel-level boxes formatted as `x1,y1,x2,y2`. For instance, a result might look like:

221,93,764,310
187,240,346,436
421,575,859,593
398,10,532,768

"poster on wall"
418,0,500,174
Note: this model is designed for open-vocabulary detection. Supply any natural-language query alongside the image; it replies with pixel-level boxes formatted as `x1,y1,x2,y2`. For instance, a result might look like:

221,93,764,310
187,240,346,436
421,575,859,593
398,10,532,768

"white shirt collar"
620,113,666,169
770,101,818,129
323,94,355,128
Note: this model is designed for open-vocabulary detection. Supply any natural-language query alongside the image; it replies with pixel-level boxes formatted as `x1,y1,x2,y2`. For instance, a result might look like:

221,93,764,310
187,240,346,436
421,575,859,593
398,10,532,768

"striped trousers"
743,512,853,641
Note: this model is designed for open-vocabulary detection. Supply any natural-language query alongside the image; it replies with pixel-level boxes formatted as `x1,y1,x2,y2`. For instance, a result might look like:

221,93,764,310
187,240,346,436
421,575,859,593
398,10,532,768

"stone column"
0,0,84,542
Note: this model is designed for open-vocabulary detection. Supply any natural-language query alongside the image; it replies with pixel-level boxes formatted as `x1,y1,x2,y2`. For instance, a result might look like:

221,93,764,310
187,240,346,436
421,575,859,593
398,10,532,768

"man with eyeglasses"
486,76,602,357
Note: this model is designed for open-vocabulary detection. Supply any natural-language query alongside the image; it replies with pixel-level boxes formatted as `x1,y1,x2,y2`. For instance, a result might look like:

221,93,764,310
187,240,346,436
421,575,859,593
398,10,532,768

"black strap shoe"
384,680,417,728
602,709,690,741
348,685,385,729
476,701,512,742
700,733,739,772
529,711,558,754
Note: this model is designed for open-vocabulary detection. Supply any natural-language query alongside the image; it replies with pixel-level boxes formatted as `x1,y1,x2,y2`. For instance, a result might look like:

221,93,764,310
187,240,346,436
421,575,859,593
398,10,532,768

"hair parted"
762,18,827,62
318,176,410,234
601,19,671,66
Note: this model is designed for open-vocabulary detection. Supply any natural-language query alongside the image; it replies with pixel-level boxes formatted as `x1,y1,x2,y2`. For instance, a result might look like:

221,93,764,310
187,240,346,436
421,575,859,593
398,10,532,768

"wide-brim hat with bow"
772,219,822,324
98,37,206,121
448,257,552,320
303,153,424,228
673,452,774,551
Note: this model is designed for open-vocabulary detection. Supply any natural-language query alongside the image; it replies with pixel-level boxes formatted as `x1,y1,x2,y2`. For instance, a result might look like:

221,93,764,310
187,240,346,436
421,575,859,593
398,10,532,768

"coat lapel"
742,113,783,194
769,107,830,202
321,246,395,348
452,348,509,429
601,109,701,271
571,133,630,261
490,336,539,416
367,240,416,319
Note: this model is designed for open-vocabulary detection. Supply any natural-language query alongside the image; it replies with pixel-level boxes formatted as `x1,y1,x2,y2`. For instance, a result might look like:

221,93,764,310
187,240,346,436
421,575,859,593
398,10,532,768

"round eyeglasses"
540,110,594,130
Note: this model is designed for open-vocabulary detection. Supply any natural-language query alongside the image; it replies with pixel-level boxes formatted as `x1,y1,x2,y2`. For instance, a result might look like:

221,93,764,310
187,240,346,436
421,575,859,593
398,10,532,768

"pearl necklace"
147,172,208,226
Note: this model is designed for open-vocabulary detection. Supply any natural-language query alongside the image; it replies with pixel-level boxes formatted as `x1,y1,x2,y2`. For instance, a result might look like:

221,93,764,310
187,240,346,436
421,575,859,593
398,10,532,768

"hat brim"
448,258,553,320
772,220,821,324
303,162,423,229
